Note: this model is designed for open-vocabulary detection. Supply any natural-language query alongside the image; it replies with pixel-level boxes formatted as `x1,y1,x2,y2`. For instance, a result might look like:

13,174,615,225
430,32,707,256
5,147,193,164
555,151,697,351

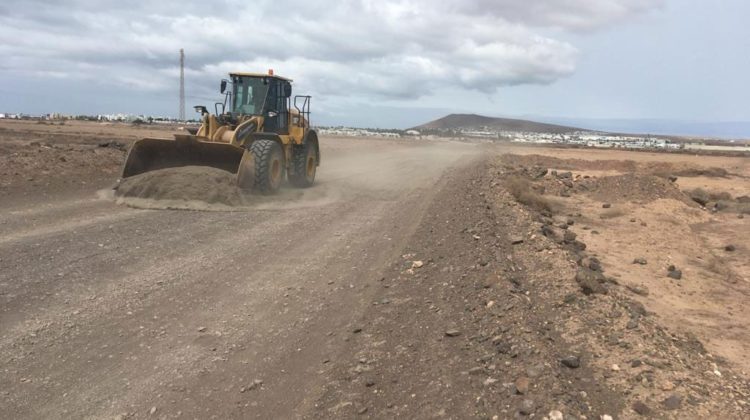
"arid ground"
1,120,748,419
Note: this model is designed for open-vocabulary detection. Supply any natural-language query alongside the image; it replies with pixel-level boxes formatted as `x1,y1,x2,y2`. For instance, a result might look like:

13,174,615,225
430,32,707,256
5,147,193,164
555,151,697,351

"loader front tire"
289,141,317,188
249,139,283,194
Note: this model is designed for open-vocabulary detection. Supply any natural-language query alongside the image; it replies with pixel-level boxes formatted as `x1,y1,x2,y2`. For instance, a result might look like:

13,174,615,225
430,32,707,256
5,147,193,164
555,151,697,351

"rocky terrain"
1,120,748,419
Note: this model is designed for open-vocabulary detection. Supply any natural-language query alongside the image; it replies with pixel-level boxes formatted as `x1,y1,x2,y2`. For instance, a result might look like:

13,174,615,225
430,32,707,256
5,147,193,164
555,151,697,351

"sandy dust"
113,137,481,212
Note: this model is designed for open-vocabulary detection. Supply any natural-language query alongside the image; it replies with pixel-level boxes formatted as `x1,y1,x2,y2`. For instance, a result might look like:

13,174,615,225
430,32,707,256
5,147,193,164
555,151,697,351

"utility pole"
179,49,185,122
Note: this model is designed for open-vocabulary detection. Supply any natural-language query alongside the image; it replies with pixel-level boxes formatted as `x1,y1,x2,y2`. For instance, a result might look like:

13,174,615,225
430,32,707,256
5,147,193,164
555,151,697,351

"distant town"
0,112,198,124
320,126,750,153
2,112,748,153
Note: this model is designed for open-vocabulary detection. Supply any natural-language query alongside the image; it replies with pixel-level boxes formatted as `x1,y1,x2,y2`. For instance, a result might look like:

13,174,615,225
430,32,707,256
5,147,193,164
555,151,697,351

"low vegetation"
506,176,558,213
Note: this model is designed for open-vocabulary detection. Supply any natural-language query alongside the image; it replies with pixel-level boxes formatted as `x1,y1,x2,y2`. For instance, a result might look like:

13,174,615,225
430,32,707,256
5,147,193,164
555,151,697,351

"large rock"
575,267,608,295
541,225,566,244
689,189,710,206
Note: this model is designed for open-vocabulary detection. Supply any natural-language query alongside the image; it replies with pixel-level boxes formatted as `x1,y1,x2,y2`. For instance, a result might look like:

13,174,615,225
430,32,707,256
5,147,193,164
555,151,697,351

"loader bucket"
121,135,245,179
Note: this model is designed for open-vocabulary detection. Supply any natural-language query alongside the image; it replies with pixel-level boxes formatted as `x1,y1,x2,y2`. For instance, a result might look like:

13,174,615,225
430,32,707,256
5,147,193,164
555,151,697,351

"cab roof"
229,72,293,82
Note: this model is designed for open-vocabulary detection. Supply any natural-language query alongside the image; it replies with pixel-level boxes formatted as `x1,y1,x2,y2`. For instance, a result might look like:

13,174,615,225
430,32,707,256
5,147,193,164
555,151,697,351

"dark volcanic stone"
575,267,607,295
632,401,653,416
560,355,581,369
662,394,682,410
518,399,536,415
667,269,682,280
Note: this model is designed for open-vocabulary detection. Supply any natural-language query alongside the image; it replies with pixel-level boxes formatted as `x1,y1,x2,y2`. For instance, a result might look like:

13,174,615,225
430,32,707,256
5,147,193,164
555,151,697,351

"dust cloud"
113,138,481,212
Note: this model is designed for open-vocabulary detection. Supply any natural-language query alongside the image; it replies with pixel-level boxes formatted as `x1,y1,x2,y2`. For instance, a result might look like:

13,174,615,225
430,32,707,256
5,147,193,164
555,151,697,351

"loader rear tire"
289,141,317,188
249,139,284,194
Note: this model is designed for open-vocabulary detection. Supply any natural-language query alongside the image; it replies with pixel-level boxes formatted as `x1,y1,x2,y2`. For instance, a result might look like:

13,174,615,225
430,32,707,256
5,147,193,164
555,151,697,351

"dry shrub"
688,188,735,207
599,208,628,219
506,176,557,213
675,167,729,178
709,191,733,201
687,188,710,206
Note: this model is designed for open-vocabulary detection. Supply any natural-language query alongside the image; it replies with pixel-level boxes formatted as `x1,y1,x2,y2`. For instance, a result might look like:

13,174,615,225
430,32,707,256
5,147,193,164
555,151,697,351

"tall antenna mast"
179,48,185,122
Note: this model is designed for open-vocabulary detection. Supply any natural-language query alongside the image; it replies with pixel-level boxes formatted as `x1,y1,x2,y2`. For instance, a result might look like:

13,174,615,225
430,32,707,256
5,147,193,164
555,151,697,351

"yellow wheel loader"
121,70,319,194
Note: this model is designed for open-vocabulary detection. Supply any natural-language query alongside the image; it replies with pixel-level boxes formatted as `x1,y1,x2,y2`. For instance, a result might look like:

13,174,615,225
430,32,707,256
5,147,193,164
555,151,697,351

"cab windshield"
231,76,269,115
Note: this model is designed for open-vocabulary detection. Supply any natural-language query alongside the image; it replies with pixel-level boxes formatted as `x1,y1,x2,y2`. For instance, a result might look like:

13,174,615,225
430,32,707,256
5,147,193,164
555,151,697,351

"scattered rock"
529,166,548,179
411,260,424,269
519,399,536,415
197,326,207,332
578,256,602,272
560,355,581,369
541,225,566,244
515,376,530,394
548,410,564,420
149,407,157,415
667,269,682,280
662,394,682,410
632,401,653,416
556,171,573,179
510,236,525,245
602,203,612,209
352,327,363,334
626,284,649,296
632,258,647,265
724,244,736,252
626,301,648,318
689,189,710,206
575,267,607,295
571,240,587,251
445,329,461,337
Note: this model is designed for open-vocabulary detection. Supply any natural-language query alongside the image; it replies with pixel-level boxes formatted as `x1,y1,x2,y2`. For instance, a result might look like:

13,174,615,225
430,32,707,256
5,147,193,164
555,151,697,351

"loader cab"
229,72,292,134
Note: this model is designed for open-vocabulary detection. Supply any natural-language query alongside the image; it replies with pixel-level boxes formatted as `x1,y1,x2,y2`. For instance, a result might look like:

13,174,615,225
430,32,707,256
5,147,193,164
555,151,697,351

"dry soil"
1,120,748,419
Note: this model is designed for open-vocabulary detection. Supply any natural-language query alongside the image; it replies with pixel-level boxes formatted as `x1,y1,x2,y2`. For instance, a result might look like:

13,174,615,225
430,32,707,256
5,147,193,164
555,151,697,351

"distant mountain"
413,113,584,134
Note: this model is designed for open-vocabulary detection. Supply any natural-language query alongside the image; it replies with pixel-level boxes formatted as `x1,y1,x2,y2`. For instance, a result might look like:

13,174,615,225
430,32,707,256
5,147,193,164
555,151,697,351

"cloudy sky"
1,0,749,135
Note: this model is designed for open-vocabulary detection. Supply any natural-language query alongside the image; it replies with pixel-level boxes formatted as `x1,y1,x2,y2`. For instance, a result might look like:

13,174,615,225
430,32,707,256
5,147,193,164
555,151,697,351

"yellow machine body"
121,71,319,193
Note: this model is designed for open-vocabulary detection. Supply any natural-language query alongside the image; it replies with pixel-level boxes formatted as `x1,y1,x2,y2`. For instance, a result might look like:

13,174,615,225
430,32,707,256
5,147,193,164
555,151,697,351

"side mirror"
267,111,278,118
283,83,292,97
194,105,208,115
220,80,227,93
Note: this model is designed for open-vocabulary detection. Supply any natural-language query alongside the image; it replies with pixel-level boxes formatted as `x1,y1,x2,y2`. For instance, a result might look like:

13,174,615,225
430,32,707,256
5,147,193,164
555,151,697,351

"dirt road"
2,123,749,419
0,136,480,419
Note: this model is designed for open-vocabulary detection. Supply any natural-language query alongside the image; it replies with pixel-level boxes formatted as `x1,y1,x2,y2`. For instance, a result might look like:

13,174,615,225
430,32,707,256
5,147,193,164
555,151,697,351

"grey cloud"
0,0,660,107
